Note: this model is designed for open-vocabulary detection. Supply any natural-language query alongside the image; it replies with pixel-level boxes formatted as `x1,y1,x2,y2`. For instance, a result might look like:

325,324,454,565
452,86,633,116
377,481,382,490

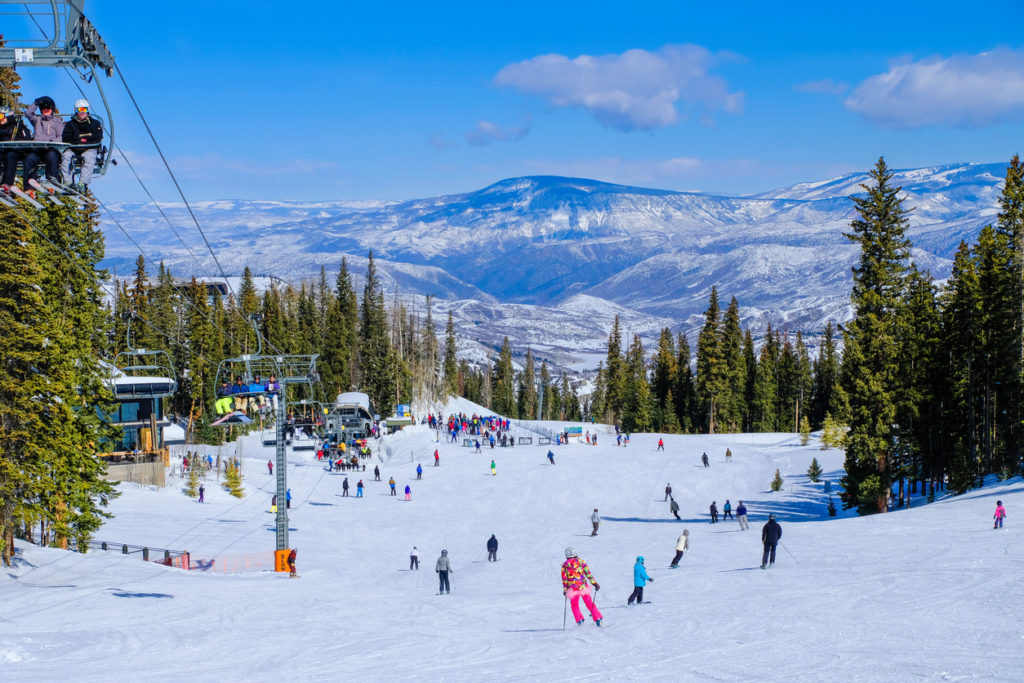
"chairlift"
0,0,116,205
111,316,177,398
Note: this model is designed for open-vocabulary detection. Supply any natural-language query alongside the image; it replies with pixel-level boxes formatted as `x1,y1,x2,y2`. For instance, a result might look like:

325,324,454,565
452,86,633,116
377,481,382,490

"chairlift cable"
111,62,240,310
2,201,229,379
52,65,208,268
91,193,260,355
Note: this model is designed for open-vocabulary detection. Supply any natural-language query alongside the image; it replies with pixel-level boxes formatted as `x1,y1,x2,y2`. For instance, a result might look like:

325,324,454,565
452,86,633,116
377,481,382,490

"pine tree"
603,316,626,424
0,206,58,564
840,157,911,514
719,297,747,432
650,328,678,431
751,335,777,432
938,242,980,493
800,415,812,446
696,288,726,433
442,309,458,396
17,202,118,552
810,321,841,429
673,333,696,432
621,335,652,432
491,338,516,417
223,461,244,498
770,469,784,492
820,413,847,450
185,461,202,497
321,258,358,395
518,349,537,419
358,252,399,414
807,457,823,482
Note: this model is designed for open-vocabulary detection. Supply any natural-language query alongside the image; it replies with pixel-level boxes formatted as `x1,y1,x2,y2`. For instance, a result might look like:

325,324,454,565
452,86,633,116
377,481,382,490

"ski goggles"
75,106,88,113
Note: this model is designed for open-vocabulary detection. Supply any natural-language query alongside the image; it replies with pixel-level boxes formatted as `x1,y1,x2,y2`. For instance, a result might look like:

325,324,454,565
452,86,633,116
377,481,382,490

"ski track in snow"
3,397,1024,680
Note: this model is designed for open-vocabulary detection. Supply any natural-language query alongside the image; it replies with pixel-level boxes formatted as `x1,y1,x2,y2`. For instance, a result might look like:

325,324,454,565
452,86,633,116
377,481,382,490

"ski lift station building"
326,392,375,441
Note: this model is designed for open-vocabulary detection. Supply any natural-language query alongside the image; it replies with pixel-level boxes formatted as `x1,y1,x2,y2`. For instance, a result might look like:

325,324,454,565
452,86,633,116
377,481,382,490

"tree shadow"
602,516,697,524
109,590,174,599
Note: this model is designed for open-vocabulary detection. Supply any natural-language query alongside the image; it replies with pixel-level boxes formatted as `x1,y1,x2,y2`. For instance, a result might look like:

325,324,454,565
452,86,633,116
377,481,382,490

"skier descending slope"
993,500,1007,529
761,513,782,569
436,549,453,594
561,547,603,626
627,556,653,605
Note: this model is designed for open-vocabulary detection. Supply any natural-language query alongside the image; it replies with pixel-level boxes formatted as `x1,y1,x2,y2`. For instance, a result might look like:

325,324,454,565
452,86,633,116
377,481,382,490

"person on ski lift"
61,98,102,191
23,96,64,189
0,106,32,191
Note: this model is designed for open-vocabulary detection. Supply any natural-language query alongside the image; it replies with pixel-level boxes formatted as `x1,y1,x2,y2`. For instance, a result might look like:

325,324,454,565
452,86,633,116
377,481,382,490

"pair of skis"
1,178,88,210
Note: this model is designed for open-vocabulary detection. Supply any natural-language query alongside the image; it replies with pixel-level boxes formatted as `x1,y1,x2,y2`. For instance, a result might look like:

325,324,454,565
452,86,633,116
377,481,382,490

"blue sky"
6,1,1024,201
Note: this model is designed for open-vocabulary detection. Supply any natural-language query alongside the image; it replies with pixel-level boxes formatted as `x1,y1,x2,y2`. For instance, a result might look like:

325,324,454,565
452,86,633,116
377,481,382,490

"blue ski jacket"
633,561,651,587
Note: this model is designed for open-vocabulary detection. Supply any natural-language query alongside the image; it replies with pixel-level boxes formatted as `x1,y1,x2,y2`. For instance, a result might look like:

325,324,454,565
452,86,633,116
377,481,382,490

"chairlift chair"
0,0,116,204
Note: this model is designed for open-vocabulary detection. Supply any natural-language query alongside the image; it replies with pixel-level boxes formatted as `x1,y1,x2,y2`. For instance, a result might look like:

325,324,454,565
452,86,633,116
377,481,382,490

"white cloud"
494,44,743,131
845,48,1024,128
464,120,530,146
795,78,848,95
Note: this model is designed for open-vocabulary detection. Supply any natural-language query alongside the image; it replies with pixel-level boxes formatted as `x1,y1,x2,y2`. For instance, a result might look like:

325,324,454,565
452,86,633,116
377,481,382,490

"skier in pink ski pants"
993,500,1006,529
561,547,603,626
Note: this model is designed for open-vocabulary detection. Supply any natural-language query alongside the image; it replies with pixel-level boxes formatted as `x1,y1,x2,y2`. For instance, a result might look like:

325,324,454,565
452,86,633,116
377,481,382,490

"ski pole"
779,541,799,564
562,594,567,631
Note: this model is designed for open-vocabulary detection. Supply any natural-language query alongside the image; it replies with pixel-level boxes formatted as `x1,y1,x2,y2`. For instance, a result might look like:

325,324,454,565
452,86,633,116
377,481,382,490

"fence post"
164,549,171,563
101,541,107,551
122,544,128,555
143,547,149,561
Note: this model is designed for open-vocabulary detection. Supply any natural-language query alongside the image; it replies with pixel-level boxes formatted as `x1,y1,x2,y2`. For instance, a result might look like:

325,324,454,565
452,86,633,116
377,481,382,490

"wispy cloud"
795,78,848,95
845,48,1024,128
428,133,458,150
171,154,337,176
518,156,760,190
494,44,743,131
464,120,530,146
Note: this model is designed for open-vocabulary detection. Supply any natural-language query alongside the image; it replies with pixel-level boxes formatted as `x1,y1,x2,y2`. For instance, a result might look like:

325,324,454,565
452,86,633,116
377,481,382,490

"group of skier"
1,95,103,196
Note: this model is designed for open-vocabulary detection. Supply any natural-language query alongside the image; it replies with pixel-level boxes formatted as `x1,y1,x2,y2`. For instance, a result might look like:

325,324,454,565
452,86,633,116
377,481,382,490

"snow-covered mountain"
100,162,1007,369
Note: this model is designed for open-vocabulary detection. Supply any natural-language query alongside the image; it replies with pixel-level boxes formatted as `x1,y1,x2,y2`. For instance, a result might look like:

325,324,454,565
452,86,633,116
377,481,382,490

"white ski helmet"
565,546,576,558
74,98,90,111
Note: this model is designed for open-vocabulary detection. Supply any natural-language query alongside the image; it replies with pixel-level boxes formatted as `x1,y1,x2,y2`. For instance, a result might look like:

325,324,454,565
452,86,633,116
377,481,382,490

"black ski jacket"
62,114,103,147
0,115,32,142
762,520,782,544
486,536,498,552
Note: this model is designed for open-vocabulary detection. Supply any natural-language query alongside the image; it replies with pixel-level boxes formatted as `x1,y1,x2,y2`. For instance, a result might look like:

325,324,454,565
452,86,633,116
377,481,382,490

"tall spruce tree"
321,258,358,395
621,335,652,432
358,252,400,414
442,309,458,396
673,333,696,432
840,158,912,514
696,287,726,433
720,296,747,432
603,316,626,424
810,321,841,429
650,328,678,432
491,338,516,417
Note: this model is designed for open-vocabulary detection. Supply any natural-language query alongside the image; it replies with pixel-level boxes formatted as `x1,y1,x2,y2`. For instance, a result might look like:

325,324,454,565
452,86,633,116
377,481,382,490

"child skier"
627,556,653,605
994,500,1007,529
561,547,603,626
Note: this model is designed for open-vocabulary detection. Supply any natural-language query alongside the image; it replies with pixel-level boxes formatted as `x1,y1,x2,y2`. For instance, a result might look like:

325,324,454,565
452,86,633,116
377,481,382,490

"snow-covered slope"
100,163,1007,369
5,408,1023,680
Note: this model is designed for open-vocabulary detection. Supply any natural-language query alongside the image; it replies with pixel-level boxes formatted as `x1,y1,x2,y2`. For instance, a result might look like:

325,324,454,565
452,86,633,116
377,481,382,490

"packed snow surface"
4,398,1023,680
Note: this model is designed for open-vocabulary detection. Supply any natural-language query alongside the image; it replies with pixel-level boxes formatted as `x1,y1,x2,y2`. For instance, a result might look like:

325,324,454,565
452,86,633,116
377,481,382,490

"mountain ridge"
101,161,1008,372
